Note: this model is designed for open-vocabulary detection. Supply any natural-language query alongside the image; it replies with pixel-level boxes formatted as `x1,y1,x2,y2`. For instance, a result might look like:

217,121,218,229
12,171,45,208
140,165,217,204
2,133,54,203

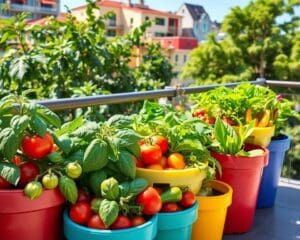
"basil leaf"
115,129,142,147
47,151,64,163
107,115,133,128
83,139,108,172
55,116,83,136
116,150,136,179
106,137,119,162
88,170,107,197
126,141,141,158
0,162,20,186
36,104,61,128
99,199,119,227
119,178,148,198
101,177,119,201
58,176,78,204
10,115,30,134
0,128,19,160
55,135,72,155
71,121,99,140
30,115,47,137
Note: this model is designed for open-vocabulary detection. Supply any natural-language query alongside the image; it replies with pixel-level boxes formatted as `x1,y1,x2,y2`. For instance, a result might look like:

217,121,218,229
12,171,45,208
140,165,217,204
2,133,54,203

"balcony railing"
8,3,58,14
105,21,123,30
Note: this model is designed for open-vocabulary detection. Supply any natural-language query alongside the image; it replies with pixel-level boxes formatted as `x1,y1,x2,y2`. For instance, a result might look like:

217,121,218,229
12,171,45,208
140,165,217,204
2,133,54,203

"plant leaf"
83,139,108,172
10,115,30,134
30,115,47,136
116,150,136,179
99,199,119,227
36,104,61,128
0,128,20,160
58,176,78,204
0,162,20,185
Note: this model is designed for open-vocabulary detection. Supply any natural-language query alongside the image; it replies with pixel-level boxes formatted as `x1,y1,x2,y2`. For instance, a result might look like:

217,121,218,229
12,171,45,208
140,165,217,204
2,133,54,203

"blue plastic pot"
63,210,158,240
155,201,198,240
257,134,291,208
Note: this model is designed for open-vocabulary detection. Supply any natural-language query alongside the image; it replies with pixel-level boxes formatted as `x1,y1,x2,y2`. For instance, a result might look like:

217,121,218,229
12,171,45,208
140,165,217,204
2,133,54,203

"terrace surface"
224,178,300,240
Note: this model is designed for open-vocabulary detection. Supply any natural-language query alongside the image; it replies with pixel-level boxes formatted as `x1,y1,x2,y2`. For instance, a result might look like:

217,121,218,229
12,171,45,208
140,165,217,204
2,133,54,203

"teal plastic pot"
257,134,291,208
155,201,198,240
63,210,157,240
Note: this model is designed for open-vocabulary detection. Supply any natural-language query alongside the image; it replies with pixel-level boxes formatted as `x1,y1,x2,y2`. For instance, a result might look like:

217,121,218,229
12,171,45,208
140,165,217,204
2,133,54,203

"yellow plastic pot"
192,180,232,240
136,167,206,194
233,125,275,147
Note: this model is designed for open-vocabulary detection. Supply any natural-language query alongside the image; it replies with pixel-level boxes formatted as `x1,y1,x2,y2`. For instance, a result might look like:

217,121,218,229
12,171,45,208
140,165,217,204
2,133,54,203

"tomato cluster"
137,136,186,170
193,108,234,125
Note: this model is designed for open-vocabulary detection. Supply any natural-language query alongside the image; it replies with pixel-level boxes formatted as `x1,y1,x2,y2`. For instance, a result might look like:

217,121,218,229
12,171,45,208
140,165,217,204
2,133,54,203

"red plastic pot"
0,188,65,240
211,144,269,234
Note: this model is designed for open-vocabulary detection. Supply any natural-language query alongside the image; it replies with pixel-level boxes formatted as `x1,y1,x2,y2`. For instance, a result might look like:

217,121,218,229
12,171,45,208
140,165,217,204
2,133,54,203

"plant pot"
136,168,206,194
63,210,158,240
192,180,232,240
155,201,198,240
211,144,269,233
0,188,65,240
257,134,291,208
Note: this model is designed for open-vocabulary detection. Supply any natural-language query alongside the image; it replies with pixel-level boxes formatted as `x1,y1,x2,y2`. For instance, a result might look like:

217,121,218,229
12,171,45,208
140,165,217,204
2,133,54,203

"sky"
60,0,250,22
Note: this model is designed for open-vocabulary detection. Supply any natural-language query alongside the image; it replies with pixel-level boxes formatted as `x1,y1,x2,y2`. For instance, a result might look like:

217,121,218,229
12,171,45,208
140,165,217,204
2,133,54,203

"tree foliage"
181,0,300,84
0,0,173,116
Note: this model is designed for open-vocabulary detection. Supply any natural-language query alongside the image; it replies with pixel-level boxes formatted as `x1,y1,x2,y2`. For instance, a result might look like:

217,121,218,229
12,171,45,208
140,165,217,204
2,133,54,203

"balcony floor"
224,178,300,240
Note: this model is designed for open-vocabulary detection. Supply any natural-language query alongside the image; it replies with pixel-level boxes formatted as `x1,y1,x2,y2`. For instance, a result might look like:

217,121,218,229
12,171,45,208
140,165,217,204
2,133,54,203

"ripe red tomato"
167,153,186,169
140,144,162,165
0,176,11,189
131,216,146,227
69,202,92,225
161,202,179,212
77,188,91,203
136,187,162,215
110,215,131,229
133,156,145,168
152,136,169,154
21,132,54,159
206,117,216,125
87,215,107,229
180,191,196,208
18,162,40,187
222,117,233,125
193,108,206,117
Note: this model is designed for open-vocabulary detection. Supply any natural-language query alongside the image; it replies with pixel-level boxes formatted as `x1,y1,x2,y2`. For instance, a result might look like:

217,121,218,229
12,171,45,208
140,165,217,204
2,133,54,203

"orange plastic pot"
211,144,269,233
0,188,65,240
136,167,206,194
192,180,232,240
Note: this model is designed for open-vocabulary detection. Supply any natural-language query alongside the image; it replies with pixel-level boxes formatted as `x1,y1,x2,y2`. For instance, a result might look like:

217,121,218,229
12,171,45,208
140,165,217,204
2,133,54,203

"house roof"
27,13,66,26
184,3,206,21
72,0,180,18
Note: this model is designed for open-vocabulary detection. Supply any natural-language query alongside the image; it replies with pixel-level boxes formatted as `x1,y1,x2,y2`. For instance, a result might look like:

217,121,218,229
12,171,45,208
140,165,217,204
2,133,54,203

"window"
106,30,116,37
108,13,116,26
175,54,178,62
130,18,134,25
155,18,165,26
169,18,176,26
145,16,149,21
182,9,184,13
154,32,165,37
183,55,187,62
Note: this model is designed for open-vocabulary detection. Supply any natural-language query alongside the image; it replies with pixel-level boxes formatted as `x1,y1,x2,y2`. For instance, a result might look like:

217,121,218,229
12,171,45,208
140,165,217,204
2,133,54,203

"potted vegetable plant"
210,118,269,233
257,94,300,208
0,95,81,240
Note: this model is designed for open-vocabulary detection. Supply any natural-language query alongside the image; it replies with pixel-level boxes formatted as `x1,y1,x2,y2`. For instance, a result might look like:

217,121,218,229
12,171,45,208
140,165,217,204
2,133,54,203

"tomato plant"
21,132,54,159
69,202,92,225
136,187,162,215
152,136,168,154
140,144,162,165
18,162,40,187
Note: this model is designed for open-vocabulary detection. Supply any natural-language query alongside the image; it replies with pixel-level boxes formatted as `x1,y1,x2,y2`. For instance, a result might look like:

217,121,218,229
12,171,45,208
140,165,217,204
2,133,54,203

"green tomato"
42,173,58,189
66,162,82,179
24,181,43,200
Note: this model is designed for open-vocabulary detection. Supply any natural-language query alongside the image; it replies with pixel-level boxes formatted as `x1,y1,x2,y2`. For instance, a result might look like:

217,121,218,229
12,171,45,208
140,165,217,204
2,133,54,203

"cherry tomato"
133,156,145,168
69,202,92,225
167,153,186,169
12,155,22,166
222,117,233,125
193,108,206,117
0,176,11,189
140,144,162,165
66,162,82,179
152,136,168,154
146,164,163,170
51,144,59,152
110,215,131,229
42,173,58,189
136,187,162,215
21,132,53,159
161,202,179,212
206,117,216,124
77,188,91,203
87,215,107,229
131,216,146,227
18,162,40,187
180,191,196,208
159,156,167,168
90,198,103,213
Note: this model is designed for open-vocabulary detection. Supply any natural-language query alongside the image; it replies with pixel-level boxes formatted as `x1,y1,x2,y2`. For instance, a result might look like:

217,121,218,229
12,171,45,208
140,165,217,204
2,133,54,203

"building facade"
176,3,213,42
0,0,59,20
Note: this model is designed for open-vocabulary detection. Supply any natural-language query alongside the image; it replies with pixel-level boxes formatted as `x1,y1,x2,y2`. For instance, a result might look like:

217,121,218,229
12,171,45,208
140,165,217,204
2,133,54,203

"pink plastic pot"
0,188,65,240
211,144,269,234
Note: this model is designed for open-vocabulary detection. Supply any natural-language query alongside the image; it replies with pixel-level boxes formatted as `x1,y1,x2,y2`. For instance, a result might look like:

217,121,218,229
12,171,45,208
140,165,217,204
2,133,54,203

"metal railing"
35,78,300,111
